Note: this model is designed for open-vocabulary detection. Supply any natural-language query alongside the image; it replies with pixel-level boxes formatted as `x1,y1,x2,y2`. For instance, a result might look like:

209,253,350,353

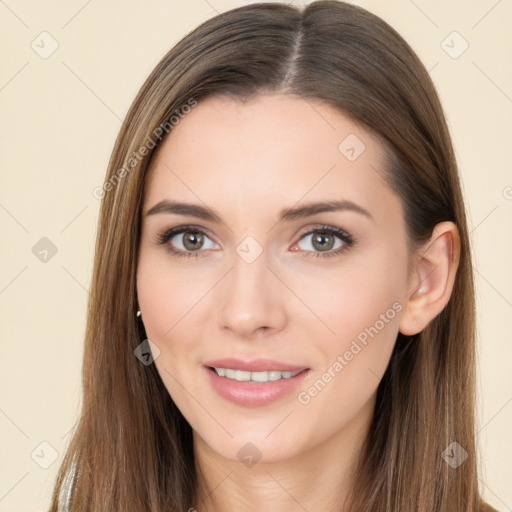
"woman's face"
137,93,411,464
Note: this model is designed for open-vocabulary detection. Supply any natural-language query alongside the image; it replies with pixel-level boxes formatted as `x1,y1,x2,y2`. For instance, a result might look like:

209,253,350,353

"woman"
49,1,498,510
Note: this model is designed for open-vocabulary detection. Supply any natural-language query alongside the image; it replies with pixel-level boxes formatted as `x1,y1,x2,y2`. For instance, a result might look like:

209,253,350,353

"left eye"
293,228,348,254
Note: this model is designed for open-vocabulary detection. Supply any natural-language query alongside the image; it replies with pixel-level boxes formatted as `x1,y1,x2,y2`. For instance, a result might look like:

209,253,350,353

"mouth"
207,366,306,383
203,357,309,379
203,358,311,407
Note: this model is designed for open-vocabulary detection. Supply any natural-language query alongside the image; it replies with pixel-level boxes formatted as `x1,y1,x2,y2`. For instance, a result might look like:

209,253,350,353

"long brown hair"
49,2,489,510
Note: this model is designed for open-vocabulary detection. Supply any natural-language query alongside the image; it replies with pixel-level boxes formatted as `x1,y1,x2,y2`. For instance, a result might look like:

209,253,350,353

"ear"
399,221,461,336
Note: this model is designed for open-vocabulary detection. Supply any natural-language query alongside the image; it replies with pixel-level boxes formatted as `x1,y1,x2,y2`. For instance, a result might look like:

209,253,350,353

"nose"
216,245,287,339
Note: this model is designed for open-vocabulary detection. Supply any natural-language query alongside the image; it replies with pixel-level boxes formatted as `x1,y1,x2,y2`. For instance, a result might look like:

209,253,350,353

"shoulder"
480,502,500,512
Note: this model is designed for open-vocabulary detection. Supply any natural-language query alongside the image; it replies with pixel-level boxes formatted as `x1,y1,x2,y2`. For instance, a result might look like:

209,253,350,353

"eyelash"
154,224,355,260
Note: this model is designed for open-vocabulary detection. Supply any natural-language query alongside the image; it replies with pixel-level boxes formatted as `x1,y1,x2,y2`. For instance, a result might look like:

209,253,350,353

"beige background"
1,0,511,510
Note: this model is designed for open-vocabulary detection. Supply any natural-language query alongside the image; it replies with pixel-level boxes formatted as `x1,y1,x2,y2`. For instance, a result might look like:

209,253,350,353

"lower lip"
204,366,310,407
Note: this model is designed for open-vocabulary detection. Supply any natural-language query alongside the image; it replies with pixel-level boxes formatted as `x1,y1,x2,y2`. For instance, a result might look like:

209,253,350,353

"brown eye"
180,230,204,251
297,229,345,253
155,226,219,258
292,225,355,259
311,231,335,251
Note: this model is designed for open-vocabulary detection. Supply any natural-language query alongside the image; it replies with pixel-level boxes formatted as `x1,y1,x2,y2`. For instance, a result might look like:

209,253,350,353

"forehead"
143,93,399,224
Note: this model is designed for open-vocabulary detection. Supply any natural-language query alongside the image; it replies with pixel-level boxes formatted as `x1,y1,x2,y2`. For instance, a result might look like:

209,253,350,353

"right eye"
155,226,219,259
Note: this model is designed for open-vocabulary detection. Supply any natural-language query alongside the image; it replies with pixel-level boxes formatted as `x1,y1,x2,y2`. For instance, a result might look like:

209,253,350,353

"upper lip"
204,358,309,372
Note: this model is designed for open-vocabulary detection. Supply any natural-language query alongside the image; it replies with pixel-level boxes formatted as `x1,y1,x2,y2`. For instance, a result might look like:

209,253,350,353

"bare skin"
136,93,460,511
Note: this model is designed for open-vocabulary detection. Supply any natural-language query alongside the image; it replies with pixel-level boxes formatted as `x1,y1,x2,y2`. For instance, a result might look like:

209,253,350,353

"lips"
203,358,309,373
204,364,310,407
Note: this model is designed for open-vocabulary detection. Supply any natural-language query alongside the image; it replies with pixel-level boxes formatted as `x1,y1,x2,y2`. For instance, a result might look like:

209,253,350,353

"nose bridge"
216,239,286,337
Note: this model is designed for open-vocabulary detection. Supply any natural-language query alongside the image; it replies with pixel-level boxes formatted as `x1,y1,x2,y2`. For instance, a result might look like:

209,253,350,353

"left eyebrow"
278,200,374,223
144,199,374,223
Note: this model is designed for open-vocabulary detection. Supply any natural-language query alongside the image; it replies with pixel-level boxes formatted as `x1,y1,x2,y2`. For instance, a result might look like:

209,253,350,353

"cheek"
303,247,406,342
137,247,210,337
292,293,399,439
303,273,400,390
136,254,212,416
296,245,407,401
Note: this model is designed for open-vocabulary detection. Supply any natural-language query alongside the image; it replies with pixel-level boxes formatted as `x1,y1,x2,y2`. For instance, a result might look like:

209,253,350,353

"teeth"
212,367,301,382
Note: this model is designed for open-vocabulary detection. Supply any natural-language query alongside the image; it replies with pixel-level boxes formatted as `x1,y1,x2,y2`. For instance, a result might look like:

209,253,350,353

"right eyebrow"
145,199,221,222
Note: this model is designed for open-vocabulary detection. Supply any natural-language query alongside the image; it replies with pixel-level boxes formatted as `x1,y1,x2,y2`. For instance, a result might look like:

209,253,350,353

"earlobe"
399,221,461,336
